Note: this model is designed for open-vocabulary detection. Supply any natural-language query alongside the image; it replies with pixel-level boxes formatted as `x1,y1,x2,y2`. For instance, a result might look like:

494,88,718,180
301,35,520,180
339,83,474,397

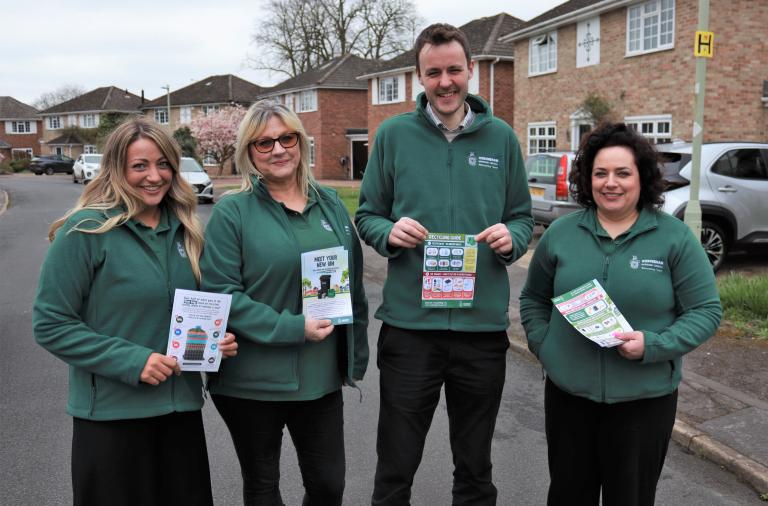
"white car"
72,154,103,184
179,157,214,203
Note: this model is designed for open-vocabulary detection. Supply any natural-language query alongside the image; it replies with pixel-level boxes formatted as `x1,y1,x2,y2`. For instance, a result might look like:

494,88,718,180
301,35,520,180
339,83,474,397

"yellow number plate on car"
529,187,545,197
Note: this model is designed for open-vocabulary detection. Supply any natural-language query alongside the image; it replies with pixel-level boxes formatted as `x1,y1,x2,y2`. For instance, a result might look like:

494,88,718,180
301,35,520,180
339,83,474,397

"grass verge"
717,273,768,339
330,186,360,217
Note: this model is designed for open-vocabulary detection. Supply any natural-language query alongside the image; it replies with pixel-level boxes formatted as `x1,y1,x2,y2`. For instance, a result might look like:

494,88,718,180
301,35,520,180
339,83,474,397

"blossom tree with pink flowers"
190,105,246,175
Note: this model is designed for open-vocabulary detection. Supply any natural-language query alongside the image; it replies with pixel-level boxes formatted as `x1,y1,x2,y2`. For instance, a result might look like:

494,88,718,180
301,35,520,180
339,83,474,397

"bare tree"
250,0,422,78
33,84,86,110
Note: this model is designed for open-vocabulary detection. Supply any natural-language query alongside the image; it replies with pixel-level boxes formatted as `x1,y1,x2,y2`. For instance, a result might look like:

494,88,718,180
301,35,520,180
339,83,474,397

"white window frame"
468,60,479,95
528,31,558,76
154,108,169,125
527,121,557,155
68,114,77,127
7,121,35,134
81,114,98,128
179,106,192,124
297,90,317,113
47,116,62,130
308,137,316,167
84,144,97,154
284,94,294,111
625,114,672,143
202,105,219,117
411,72,424,101
12,148,33,159
378,76,402,104
626,0,675,56
54,147,64,155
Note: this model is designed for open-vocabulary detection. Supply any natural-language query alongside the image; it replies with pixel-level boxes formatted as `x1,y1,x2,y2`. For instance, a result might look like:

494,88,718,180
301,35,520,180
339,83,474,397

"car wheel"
83,179,89,185
45,167,54,175
73,172,78,184
700,220,728,271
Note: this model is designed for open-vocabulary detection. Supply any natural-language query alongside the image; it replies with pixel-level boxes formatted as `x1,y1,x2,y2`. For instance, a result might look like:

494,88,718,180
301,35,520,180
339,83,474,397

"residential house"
259,54,379,180
500,0,768,156
358,13,524,150
0,97,42,161
38,87,143,157
140,74,262,173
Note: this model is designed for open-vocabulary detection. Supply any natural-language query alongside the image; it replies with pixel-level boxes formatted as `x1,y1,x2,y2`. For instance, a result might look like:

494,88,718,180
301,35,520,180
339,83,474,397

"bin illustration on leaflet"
183,326,208,361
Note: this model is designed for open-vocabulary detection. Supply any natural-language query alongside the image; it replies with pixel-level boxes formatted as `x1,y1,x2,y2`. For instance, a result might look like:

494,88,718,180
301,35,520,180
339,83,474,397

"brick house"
139,74,263,173
38,87,143,158
259,54,379,180
0,97,42,161
358,13,524,149
500,0,768,155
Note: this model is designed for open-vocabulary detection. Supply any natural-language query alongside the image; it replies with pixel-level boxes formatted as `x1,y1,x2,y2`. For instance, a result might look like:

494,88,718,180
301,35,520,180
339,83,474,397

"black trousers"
212,390,345,506
372,323,509,506
71,410,212,506
544,378,678,506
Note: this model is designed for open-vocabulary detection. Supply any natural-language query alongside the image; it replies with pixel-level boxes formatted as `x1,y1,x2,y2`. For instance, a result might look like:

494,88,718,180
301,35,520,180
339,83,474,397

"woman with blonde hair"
33,117,237,506
201,100,369,505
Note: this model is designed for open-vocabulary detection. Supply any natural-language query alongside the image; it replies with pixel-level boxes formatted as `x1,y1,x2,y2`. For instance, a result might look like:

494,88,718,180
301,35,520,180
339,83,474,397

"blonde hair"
48,117,204,283
232,100,316,196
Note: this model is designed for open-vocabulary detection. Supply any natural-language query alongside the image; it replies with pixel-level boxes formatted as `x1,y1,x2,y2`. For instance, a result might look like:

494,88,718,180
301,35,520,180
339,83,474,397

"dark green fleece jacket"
355,93,533,331
200,180,368,399
33,207,203,420
520,208,722,403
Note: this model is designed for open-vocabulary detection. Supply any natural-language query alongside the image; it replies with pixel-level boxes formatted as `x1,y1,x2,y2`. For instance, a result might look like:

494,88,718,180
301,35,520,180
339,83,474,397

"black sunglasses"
249,132,300,153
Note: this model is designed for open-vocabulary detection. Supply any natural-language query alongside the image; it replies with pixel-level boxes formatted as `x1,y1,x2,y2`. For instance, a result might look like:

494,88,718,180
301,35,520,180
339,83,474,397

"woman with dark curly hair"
519,122,721,506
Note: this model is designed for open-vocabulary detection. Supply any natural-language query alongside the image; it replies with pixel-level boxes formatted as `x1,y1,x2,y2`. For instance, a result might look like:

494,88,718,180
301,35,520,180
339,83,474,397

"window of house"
154,108,169,125
627,0,675,55
309,137,316,167
68,114,77,127
203,151,217,166
411,72,424,101
8,121,34,134
180,106,192,124
203,105,219,117
379,77,400,103
625,115,672,143
284,94,294,111
529,31,557,76
81,114,98,128
297,90,317,113
11,148,33,159
84,145,97,154
527,122,557,155
48,116,62,129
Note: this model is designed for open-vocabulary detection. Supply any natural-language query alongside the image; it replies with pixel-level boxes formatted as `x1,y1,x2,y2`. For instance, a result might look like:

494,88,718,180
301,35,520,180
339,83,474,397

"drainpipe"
489,58,500,111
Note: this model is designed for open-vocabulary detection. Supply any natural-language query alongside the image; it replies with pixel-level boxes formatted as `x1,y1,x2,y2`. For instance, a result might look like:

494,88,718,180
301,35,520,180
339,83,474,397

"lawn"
330,186,360,217
717,273,768,339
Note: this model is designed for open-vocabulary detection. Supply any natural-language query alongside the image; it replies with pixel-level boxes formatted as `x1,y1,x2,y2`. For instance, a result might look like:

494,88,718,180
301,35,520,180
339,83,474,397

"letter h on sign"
694,31,714,58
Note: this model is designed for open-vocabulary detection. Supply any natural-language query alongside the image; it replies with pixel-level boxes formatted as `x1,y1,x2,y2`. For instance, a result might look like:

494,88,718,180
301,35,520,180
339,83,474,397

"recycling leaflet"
551,279,632,348
166,289,232,371
301,246,353,325
421,233,478,308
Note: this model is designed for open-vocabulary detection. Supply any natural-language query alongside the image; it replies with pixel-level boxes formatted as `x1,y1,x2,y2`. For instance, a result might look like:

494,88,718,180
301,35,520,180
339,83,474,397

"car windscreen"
84,155,102,164
658,152,691,189
525,155,560,185
181,159,205,172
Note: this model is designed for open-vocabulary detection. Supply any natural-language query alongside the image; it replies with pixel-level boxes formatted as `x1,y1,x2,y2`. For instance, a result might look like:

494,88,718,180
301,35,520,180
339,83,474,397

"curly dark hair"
569,122,665,211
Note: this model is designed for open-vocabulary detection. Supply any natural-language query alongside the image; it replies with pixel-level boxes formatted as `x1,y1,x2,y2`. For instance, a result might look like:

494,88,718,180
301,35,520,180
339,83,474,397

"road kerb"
0,189,8,217
507,336,768,496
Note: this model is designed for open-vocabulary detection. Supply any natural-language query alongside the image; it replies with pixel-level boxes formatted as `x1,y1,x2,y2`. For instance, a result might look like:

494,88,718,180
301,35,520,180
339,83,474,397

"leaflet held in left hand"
301,246,353,325
166,289,232,371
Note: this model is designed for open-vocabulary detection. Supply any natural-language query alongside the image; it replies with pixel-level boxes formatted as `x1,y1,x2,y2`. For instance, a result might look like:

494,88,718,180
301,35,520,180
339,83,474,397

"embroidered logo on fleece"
176,241,187,258
320,219,333,232
629,255,664,272
468,152,499,170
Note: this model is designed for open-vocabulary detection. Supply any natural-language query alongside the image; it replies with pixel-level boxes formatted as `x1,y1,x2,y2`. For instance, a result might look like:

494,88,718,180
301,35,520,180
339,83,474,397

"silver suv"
524,152,579,226
659,142,768,270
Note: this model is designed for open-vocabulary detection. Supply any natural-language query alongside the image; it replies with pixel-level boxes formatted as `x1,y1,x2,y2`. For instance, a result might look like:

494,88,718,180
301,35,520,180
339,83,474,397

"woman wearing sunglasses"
200,100,368,505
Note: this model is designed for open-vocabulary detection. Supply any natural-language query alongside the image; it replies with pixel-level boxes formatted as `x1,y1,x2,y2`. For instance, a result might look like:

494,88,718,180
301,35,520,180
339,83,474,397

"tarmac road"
0,174,762,504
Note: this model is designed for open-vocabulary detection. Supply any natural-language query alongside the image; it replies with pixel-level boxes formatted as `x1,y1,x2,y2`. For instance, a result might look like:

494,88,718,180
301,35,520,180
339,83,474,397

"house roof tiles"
46,132,87,145
261,54,379,96
40,87,143,115
0,96,39,120
140,74,263,109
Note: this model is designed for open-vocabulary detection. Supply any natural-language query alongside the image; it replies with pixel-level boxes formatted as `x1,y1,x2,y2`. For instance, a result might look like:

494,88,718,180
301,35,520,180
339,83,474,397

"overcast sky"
1,0,564,106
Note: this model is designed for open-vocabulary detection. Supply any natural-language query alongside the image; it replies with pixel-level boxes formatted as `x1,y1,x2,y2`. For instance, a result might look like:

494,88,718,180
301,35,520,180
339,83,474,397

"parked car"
524,152,580,226
179,157,214,203
659,142,768,271
29,154,74,175
72,154,103,184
